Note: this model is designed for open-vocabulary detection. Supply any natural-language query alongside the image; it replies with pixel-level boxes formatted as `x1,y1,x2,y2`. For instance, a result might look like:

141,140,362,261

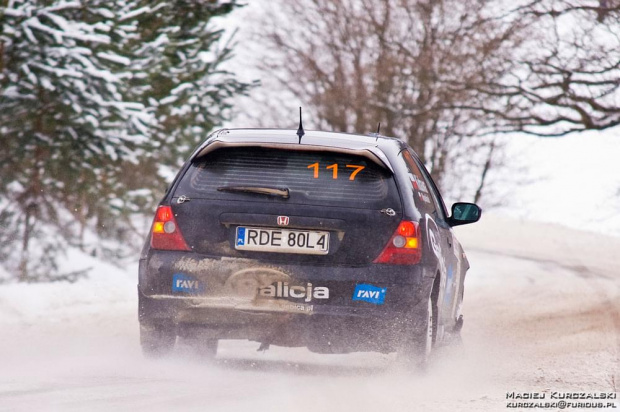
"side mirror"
448,202,481,227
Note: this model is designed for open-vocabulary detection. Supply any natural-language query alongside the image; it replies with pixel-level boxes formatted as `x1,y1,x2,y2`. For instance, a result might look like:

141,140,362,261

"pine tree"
0,0,251,281
117,0,252,168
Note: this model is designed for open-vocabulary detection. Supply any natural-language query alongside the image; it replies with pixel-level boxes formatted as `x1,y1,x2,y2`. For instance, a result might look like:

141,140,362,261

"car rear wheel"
140,323,176,358
399,295,436,371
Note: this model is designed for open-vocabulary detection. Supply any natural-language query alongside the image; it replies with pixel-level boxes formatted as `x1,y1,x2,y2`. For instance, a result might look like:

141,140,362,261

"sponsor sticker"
258,282,329,302
172,273,204,294
444,265,454,304
418,191,431,204
283,303,314,312
410,174,429,193
352,284,386,305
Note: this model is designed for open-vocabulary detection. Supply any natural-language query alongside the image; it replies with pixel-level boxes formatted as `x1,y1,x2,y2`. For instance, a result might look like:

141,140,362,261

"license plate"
235,227,329,255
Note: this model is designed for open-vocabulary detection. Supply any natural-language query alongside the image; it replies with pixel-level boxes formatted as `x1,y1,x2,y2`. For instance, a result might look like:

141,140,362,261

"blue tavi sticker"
444,265,454,304
236,227,246,246
352,284,386,305
172,273,204,294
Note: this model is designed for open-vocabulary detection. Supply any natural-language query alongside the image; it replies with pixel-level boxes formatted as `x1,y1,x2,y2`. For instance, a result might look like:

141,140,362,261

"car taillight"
374,221,421,265
150,205,191,251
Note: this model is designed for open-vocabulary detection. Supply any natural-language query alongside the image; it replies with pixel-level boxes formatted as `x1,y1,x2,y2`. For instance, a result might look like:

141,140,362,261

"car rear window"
175,147,400,208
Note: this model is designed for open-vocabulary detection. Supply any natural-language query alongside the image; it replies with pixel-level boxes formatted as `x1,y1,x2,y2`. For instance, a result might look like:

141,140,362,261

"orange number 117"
307,163,365,181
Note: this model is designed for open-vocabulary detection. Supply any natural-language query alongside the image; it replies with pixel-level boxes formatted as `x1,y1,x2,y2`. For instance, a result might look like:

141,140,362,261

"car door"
404,150,462,334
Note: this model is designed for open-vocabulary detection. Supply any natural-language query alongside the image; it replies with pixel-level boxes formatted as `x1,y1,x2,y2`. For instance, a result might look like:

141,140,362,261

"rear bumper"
138,251,434,352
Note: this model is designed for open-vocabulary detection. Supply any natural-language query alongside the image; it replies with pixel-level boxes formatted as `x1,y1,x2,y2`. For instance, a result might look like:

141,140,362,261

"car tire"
140,323,176,358
399,295,436,371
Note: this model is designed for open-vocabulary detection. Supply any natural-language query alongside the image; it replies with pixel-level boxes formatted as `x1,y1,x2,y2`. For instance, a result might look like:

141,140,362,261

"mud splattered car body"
138,129,481,362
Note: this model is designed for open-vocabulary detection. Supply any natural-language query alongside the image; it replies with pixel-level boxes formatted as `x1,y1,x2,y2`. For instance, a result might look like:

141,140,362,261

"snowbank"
454,212,620,278
0,247,136,325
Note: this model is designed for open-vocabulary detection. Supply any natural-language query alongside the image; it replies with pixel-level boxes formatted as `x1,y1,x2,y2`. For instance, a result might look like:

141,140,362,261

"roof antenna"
375,122,381,141
297,107,305,143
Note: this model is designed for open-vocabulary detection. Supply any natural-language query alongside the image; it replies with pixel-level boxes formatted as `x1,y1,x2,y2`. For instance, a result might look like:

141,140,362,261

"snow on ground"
0,247,136,326
0,213,619,411
455,215,620,393
490,130,620,238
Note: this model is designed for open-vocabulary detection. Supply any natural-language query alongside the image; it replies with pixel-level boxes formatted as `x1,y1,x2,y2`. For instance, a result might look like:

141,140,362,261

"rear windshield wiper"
217,185,290,199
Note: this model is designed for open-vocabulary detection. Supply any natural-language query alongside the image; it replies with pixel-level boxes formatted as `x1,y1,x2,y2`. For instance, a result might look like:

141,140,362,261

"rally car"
138,128,481,367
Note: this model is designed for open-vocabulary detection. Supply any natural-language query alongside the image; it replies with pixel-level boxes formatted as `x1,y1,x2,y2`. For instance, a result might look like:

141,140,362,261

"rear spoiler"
192,141,394,173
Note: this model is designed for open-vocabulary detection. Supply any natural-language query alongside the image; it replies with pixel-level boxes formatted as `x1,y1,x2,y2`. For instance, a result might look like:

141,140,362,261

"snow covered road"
1,215,619,411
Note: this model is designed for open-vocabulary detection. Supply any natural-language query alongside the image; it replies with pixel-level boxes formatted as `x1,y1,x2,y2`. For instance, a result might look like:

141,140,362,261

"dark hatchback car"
138,128,481,366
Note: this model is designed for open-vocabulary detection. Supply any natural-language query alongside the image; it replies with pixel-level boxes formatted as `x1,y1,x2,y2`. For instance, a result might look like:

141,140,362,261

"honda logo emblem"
277,216,289,226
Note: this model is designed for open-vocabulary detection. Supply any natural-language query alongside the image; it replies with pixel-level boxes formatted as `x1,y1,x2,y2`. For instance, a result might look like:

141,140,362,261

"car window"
175,147,401,209
406,149,449,221
400,149,436,214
